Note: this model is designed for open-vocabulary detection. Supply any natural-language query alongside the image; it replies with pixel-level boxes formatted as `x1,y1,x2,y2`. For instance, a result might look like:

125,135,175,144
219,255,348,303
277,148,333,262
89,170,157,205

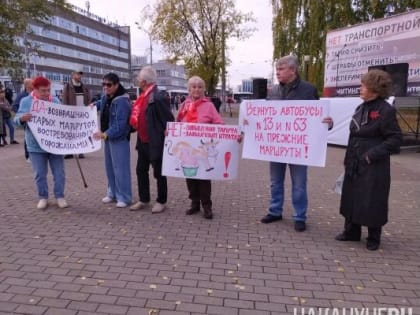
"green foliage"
271,0,420,91
0,0,69,74
150,0,255,95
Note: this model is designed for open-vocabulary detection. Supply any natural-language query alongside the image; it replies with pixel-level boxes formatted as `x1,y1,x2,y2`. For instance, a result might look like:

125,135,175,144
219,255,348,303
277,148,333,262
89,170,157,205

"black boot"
366,227,381,251
202,201,213,219
186,201,200,215
335,220,361,241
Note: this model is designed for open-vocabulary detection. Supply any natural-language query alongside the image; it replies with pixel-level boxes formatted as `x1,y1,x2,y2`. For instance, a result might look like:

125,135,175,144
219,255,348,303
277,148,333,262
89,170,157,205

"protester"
335,69,402,251
92,73,132,208
62,68,90,159
0,89,14,145
176,76,224,219
13,76,68,210
13,78,33,159
129,66,174,213
260,55,333,231
210,95,222,113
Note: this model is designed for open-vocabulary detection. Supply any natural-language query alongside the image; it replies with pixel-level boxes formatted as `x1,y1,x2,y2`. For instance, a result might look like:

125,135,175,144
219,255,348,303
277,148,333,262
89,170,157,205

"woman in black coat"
335,69,402,251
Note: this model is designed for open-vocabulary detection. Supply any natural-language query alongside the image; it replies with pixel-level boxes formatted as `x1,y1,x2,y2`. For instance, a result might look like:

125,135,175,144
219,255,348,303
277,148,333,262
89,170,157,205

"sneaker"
151,202,166,213
57,198,69,208
294,221,306,232
366,239,380,251
11,140,19,144
102,196,115,203
130,201,150,211
78,154,85,159
3,140,8,145
116,201,128,208
261,214,282,224
37,199,48,210
64,155,73,159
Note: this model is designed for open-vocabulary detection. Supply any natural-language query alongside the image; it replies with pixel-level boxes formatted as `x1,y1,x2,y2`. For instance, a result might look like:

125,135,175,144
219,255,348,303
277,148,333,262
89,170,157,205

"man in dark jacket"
130,66,174,213
62,68,90,159
260,55,333,232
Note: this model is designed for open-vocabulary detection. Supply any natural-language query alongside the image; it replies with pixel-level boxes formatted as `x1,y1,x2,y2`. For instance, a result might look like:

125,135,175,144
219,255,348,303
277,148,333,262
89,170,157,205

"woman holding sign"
177,76,224,219
13,76,68,210
92,73,132,208
335,69,402,251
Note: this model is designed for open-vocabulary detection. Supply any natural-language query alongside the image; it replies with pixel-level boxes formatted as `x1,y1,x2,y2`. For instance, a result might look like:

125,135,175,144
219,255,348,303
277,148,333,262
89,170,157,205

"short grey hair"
187,76,205,89
138,66,157,84
276,55,299,72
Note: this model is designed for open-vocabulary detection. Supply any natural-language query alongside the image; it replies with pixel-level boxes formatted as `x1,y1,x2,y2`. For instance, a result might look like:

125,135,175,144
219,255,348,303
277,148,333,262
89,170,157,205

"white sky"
68,0,274,89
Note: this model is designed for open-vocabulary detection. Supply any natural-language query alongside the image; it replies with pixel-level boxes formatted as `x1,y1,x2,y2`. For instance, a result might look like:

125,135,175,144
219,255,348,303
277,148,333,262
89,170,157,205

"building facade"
20,4,131,98
131,56,187,92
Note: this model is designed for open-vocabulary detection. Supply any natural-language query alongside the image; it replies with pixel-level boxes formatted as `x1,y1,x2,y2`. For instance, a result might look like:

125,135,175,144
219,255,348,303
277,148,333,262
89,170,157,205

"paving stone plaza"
0,117,419,315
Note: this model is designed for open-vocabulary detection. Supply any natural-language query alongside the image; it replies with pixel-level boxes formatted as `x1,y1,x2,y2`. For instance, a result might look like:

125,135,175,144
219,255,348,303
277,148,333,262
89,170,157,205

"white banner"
162,122,240,180
27,100,101,154
324,9,420,96
239,100,330,167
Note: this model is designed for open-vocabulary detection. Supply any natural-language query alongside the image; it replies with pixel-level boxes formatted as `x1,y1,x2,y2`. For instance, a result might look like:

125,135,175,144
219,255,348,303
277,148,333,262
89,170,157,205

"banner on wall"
27,100,101,155
239,99,330,167
162,122,240,180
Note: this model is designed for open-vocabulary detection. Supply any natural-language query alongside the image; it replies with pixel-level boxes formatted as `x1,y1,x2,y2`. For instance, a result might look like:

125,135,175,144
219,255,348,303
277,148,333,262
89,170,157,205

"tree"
150,0,255,95
271,0,420,91
0,0,69,72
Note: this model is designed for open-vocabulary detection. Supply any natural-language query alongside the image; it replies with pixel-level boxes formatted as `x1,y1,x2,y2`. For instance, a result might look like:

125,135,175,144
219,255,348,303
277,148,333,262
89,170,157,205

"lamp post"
303,55,310,81
221,21,226,111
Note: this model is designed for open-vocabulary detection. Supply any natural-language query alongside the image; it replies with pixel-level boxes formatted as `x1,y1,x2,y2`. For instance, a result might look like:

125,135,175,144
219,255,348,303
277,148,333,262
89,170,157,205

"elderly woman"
176,76,223,219
14,76,68,210
93,73,132,208
335,69,402,251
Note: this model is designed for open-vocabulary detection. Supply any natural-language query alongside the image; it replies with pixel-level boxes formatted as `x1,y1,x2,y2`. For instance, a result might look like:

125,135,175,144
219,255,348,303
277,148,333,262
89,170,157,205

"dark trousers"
186,178,212,209
344,219,382,242
136,142,167,204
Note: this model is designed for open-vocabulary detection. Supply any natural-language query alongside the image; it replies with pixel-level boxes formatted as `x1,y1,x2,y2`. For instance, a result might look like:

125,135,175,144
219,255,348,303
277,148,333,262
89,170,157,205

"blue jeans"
3,117,15,142
104,139,132,204
29,152,65,199
268,162,308,222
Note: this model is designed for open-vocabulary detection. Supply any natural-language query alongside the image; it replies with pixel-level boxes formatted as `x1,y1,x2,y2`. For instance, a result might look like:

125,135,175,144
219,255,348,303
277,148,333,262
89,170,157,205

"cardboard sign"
27,100,101,154
239,99,330,167
162,122,240,180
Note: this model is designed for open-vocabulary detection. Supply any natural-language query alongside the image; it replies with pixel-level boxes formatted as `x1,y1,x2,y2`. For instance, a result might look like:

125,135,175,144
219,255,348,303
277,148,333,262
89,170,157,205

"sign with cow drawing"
162,122,240,180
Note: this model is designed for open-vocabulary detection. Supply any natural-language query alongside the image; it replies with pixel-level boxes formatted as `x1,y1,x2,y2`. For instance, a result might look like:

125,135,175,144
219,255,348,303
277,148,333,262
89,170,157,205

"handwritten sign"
162,122,240,180
27,100,101,154
239,100,330,167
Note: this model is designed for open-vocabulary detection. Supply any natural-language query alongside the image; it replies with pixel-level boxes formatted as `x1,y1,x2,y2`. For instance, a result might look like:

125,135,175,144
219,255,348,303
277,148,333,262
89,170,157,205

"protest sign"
162,122,240,180
239,99,330,167
27,100,101,155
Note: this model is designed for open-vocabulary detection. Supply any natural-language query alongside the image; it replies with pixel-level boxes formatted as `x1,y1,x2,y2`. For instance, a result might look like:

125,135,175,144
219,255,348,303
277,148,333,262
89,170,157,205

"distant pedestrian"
0,89,16,145
13,78,33,159
62,68,90,159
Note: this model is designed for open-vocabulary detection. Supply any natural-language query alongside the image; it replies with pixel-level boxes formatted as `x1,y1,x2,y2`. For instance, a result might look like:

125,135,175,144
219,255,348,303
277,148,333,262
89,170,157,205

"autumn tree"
271,0,420,91
149,0,255,95
0,0,69,74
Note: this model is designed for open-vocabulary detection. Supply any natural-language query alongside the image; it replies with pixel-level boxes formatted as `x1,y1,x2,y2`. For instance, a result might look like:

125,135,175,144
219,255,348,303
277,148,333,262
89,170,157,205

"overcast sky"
68,0,274,89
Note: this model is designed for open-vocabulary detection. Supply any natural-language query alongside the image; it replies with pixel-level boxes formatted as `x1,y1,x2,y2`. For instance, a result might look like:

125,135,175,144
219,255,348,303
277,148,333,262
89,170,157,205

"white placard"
27,99,101,154
239,99,330,167
162,122,240,180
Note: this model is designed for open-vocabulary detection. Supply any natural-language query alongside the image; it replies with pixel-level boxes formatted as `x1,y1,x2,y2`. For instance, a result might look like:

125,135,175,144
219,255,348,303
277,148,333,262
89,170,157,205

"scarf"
178,97,207,123
129,84,155,130
31,90,52,102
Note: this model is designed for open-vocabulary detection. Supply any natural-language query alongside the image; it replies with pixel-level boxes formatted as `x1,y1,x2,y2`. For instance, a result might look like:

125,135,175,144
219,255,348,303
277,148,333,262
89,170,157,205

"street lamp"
303,55,310,81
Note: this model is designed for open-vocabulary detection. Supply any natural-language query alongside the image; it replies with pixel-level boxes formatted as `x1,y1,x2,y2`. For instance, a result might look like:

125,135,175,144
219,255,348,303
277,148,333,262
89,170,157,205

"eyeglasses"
102,82,113,87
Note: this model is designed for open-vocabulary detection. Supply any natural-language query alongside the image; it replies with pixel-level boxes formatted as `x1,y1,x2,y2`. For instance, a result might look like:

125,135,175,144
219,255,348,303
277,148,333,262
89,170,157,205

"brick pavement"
0,117,419,315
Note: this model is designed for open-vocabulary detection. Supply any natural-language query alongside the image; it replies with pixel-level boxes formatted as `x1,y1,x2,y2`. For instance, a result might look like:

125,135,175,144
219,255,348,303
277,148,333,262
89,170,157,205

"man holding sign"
260,55,333,231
